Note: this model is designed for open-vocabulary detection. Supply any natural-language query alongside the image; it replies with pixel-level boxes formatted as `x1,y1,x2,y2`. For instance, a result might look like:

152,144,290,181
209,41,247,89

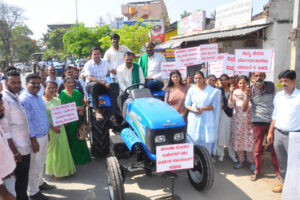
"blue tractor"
96,84,215,200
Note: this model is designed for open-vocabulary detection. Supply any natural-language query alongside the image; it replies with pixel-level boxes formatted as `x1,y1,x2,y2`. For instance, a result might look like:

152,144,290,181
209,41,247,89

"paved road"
40,149,281,200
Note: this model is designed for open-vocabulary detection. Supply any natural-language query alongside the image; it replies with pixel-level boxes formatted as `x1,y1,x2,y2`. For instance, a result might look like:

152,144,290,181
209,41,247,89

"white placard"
282,132,300,200
200,43,218,62
209,54,234,77
234,49,273,72
209,60,224,78
161,62,176,79
224,54,235,75
215,0,252,29
156,143,194,173
174,47,201,67
176,64,187,78
50,102,79,126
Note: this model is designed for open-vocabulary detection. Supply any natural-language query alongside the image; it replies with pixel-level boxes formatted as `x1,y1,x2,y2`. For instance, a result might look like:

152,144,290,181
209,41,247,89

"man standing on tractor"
103,33,131,82
84,47,119,124
139,41,166,92
117,51,145,93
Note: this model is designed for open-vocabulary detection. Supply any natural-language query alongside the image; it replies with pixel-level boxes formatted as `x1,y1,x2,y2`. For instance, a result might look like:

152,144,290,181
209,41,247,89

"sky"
3,0,269,40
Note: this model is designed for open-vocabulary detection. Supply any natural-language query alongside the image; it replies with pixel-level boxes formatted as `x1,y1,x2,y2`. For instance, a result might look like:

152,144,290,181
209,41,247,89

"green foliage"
42,49,68,61
42,28,67,51
63,24,111,58
99,18,152,54
12,25,39,62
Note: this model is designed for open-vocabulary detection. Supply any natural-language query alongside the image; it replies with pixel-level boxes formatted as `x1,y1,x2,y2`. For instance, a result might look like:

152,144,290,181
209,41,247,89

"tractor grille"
146,126,186,154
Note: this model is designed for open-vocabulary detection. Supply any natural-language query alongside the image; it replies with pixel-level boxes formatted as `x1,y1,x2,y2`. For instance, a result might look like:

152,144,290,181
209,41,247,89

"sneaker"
30,191,49,200
39,182,56,191
250,164,255,171
272,184,283,193
234,163,243,169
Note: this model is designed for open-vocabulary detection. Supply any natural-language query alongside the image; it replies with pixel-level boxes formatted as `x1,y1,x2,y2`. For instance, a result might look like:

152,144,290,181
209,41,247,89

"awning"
156,23,272,49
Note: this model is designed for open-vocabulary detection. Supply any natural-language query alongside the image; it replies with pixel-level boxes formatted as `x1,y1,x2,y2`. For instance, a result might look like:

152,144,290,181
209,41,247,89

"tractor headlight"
155,135,166,143
174,132,185,141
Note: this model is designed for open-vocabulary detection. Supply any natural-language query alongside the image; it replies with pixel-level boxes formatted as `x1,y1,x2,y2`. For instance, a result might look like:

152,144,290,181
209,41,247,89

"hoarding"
178,11,206,35
215,0,252,29
112,19,165,43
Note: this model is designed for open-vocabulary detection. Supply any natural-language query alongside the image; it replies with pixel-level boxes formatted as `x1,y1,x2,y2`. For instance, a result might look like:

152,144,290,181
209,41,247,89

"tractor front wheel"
187,145,214,191
106,156,125,200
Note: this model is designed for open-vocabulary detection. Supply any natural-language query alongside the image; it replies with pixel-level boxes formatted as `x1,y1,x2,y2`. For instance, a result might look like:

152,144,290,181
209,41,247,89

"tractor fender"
120,128,142,152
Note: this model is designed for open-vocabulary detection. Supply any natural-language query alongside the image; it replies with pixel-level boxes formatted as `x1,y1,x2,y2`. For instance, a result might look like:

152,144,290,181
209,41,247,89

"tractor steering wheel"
124,83,146,95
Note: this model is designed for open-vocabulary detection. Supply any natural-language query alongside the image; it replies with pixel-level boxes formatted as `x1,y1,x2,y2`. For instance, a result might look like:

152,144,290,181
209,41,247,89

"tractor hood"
127,98,185,130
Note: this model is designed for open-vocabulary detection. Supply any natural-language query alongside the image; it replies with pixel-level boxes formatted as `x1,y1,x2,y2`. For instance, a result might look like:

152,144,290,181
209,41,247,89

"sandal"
234,163,243,169
250,172,260,181
250,164,255,171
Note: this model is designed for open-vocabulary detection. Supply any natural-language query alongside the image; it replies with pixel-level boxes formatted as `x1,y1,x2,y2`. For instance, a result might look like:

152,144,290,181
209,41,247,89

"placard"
161,62,176,79
50,102,79,126
209,60,224,78
234,49,273,72
174,47,201,67
209,54,234,77
156,143,194,173
200,43,218,62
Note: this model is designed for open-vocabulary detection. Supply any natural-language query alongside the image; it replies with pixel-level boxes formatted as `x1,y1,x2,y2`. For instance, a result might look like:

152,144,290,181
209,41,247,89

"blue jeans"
146,80,164,92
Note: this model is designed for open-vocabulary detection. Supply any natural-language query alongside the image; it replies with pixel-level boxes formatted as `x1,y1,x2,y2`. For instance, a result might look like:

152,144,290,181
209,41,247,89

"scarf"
139,53,148,77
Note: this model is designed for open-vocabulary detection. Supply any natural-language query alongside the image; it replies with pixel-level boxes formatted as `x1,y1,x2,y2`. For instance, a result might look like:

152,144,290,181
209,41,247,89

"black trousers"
86,82,119,116
15,154,30,200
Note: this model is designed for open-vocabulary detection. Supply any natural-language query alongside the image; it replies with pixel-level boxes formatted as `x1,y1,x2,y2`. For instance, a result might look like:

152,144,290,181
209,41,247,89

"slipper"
234,163,243,169
250,172,260,181
250,164,255,171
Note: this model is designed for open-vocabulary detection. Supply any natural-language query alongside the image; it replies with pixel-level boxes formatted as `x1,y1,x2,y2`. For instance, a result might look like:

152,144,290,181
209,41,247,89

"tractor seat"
129,88,152,99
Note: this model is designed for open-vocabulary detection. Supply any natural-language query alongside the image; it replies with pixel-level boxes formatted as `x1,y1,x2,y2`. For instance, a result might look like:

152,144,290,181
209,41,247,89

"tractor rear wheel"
106,156,125,200
90,115,110,157
187,145,214,191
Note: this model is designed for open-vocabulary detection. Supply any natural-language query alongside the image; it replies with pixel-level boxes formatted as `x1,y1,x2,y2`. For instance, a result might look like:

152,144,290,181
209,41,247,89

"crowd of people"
0,33,299,200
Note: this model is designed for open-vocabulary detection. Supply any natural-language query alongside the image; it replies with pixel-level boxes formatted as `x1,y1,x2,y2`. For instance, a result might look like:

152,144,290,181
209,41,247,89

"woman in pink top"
164,70,189,117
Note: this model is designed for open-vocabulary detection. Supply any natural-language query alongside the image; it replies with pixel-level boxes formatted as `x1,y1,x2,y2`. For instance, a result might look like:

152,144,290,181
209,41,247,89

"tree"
99,18,152,54
0,1,23,69
12,25,39,62
180,11,191,19
42,28,67,51
63,23,111,58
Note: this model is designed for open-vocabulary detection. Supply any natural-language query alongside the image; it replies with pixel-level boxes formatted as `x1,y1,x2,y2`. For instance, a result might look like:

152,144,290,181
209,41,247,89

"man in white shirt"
46,65,63,86
267,70,300,193
0,93,17,200
139,41,166,92
117,52,145,93
104,33,130,82
37,70,47,96
0,70,31,200
84,47,118,122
